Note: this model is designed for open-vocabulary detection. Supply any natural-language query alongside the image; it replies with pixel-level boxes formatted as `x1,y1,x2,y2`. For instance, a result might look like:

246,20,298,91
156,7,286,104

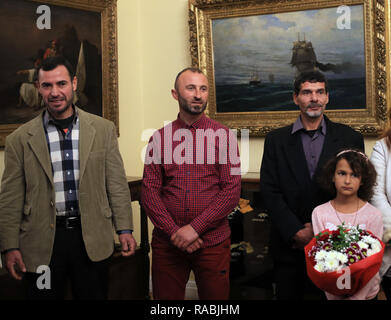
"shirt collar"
174,113,208,129
43,106,78,129
291,115,326,135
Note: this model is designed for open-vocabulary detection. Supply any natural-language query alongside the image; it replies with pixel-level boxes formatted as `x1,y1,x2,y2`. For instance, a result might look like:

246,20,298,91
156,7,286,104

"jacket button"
50,224,54,229
50,201,54,207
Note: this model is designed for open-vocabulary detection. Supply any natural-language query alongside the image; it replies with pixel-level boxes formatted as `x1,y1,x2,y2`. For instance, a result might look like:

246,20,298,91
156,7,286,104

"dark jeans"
23,226,109,300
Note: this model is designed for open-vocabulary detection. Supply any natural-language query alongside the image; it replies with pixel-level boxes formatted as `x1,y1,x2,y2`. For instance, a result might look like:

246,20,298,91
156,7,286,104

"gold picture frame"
189,0,389,136
0,0,119,147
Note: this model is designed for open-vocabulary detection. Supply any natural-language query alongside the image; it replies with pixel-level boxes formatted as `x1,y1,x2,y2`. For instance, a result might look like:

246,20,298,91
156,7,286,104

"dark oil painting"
212,5,365,113
0,0,102,125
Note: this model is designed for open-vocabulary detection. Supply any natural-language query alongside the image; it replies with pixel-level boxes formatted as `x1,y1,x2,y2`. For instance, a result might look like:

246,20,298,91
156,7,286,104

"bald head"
174,67,205,91
171,68,209,117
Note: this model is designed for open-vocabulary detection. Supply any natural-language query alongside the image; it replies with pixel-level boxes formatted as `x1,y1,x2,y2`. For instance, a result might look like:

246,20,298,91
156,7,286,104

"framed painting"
0,0,119,147
189,0,390,136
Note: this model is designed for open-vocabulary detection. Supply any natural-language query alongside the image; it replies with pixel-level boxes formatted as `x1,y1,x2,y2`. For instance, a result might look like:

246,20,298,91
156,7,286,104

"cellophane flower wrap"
304,224,385,296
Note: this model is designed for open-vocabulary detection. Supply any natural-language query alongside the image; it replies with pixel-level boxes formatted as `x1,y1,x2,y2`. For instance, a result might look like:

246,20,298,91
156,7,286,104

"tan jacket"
0,107,133,272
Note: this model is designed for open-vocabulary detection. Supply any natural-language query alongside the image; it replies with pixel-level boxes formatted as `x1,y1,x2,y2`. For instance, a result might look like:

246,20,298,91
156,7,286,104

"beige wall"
0,0,382,242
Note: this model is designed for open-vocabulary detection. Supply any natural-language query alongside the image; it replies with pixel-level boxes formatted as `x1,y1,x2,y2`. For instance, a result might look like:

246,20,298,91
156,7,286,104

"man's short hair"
174,67,204,91
293,71,328,95
36,56,75,81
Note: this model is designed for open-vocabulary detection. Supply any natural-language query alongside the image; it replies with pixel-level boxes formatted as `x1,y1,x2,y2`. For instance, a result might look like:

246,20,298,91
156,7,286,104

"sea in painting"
216,77,365,112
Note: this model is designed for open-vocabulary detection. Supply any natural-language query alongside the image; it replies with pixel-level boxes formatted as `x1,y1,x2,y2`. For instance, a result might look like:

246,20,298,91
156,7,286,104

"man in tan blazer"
0,56,136,299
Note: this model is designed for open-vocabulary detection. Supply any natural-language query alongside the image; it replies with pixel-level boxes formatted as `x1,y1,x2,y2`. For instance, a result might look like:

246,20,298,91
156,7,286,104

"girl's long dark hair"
318,149,377,201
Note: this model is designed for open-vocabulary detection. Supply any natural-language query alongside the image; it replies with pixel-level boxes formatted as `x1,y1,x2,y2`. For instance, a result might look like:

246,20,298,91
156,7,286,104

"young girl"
312,149,383,300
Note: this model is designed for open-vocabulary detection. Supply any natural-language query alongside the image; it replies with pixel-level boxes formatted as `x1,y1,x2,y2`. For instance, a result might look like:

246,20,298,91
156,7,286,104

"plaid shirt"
43,109,80,217
141,114,241,247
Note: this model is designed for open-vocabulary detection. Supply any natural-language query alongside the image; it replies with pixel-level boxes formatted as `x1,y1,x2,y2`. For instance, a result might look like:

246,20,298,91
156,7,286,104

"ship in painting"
249,69,261,86
290,33,318,75
291,32,343,75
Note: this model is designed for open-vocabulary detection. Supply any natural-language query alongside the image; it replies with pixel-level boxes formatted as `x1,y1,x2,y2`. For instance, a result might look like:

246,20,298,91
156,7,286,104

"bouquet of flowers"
304,224,385,296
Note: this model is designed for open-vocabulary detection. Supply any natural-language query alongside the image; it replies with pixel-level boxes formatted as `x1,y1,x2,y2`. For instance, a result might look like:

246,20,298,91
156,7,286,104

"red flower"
351,242,359,250
318,232,330,241
347,255,357,265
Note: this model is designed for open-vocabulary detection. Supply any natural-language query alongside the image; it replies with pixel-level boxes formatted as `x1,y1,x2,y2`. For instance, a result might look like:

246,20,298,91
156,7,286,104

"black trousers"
23,226,109,300
381,276,391,301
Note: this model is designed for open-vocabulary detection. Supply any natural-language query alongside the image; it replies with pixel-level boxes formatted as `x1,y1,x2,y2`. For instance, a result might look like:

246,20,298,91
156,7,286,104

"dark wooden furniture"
230,172,275,299
241,172,260,193
105,176,150,299
122,176,150,300
0,177,149,300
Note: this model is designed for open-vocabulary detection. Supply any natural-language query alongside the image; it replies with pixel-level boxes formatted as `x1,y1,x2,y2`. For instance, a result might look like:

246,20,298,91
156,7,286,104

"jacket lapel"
286,128,312,186
27,115,53,185
78,108,95,181
315,117,338,176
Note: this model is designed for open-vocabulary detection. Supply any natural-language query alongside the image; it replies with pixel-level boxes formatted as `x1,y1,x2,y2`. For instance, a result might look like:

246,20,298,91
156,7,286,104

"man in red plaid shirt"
141,67,241,300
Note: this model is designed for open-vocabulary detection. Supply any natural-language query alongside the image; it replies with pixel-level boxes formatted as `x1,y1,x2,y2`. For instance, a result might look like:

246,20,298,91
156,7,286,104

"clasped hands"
292,222,314,249
170,224,203,254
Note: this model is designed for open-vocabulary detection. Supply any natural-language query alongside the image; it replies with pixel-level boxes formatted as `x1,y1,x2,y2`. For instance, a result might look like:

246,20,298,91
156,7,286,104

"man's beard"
179,96,207,115
45,92,75,114
305,103,324,118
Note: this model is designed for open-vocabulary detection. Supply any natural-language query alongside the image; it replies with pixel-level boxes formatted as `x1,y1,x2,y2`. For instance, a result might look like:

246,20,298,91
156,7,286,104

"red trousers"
151,236,231,300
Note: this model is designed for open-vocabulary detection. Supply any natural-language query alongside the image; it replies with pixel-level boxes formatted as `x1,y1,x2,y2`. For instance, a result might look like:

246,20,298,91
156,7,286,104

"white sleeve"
370,140,391,242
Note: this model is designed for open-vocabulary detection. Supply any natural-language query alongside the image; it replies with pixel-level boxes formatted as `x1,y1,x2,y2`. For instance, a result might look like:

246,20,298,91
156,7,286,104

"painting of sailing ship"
249,68,262,86
0,0,102,125
212,4,366,113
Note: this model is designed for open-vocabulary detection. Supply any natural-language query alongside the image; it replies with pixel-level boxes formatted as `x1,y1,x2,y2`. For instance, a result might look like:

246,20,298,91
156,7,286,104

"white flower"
315,250,327,261
371,243,382,254
367,243,381,256
336,252,348,264
327,251,339,260
314,263,326,272
357,241,369,250
362,235,378,245
325,257,339,271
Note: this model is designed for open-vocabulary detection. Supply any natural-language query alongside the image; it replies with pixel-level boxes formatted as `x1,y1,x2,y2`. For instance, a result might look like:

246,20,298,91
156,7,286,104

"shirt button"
69,190,72,194
67,171,71,175
66,153,69,157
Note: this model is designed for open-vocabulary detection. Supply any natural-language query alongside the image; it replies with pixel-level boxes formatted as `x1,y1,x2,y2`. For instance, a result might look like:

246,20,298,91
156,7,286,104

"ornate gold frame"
189,0,390,136
0,0,119,147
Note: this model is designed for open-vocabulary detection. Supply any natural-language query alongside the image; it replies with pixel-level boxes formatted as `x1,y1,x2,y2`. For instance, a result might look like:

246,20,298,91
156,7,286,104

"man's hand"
292,223,314,249
5,250,26,280
185,238,204,254
171,225,199,251
118,233,137,257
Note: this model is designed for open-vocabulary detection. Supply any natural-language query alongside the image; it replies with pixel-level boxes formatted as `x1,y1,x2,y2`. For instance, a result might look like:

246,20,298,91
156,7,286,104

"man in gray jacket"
0,56,136,299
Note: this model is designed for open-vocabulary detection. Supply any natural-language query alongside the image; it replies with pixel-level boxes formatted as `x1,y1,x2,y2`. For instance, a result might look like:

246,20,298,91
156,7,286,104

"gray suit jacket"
0,107,133,272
